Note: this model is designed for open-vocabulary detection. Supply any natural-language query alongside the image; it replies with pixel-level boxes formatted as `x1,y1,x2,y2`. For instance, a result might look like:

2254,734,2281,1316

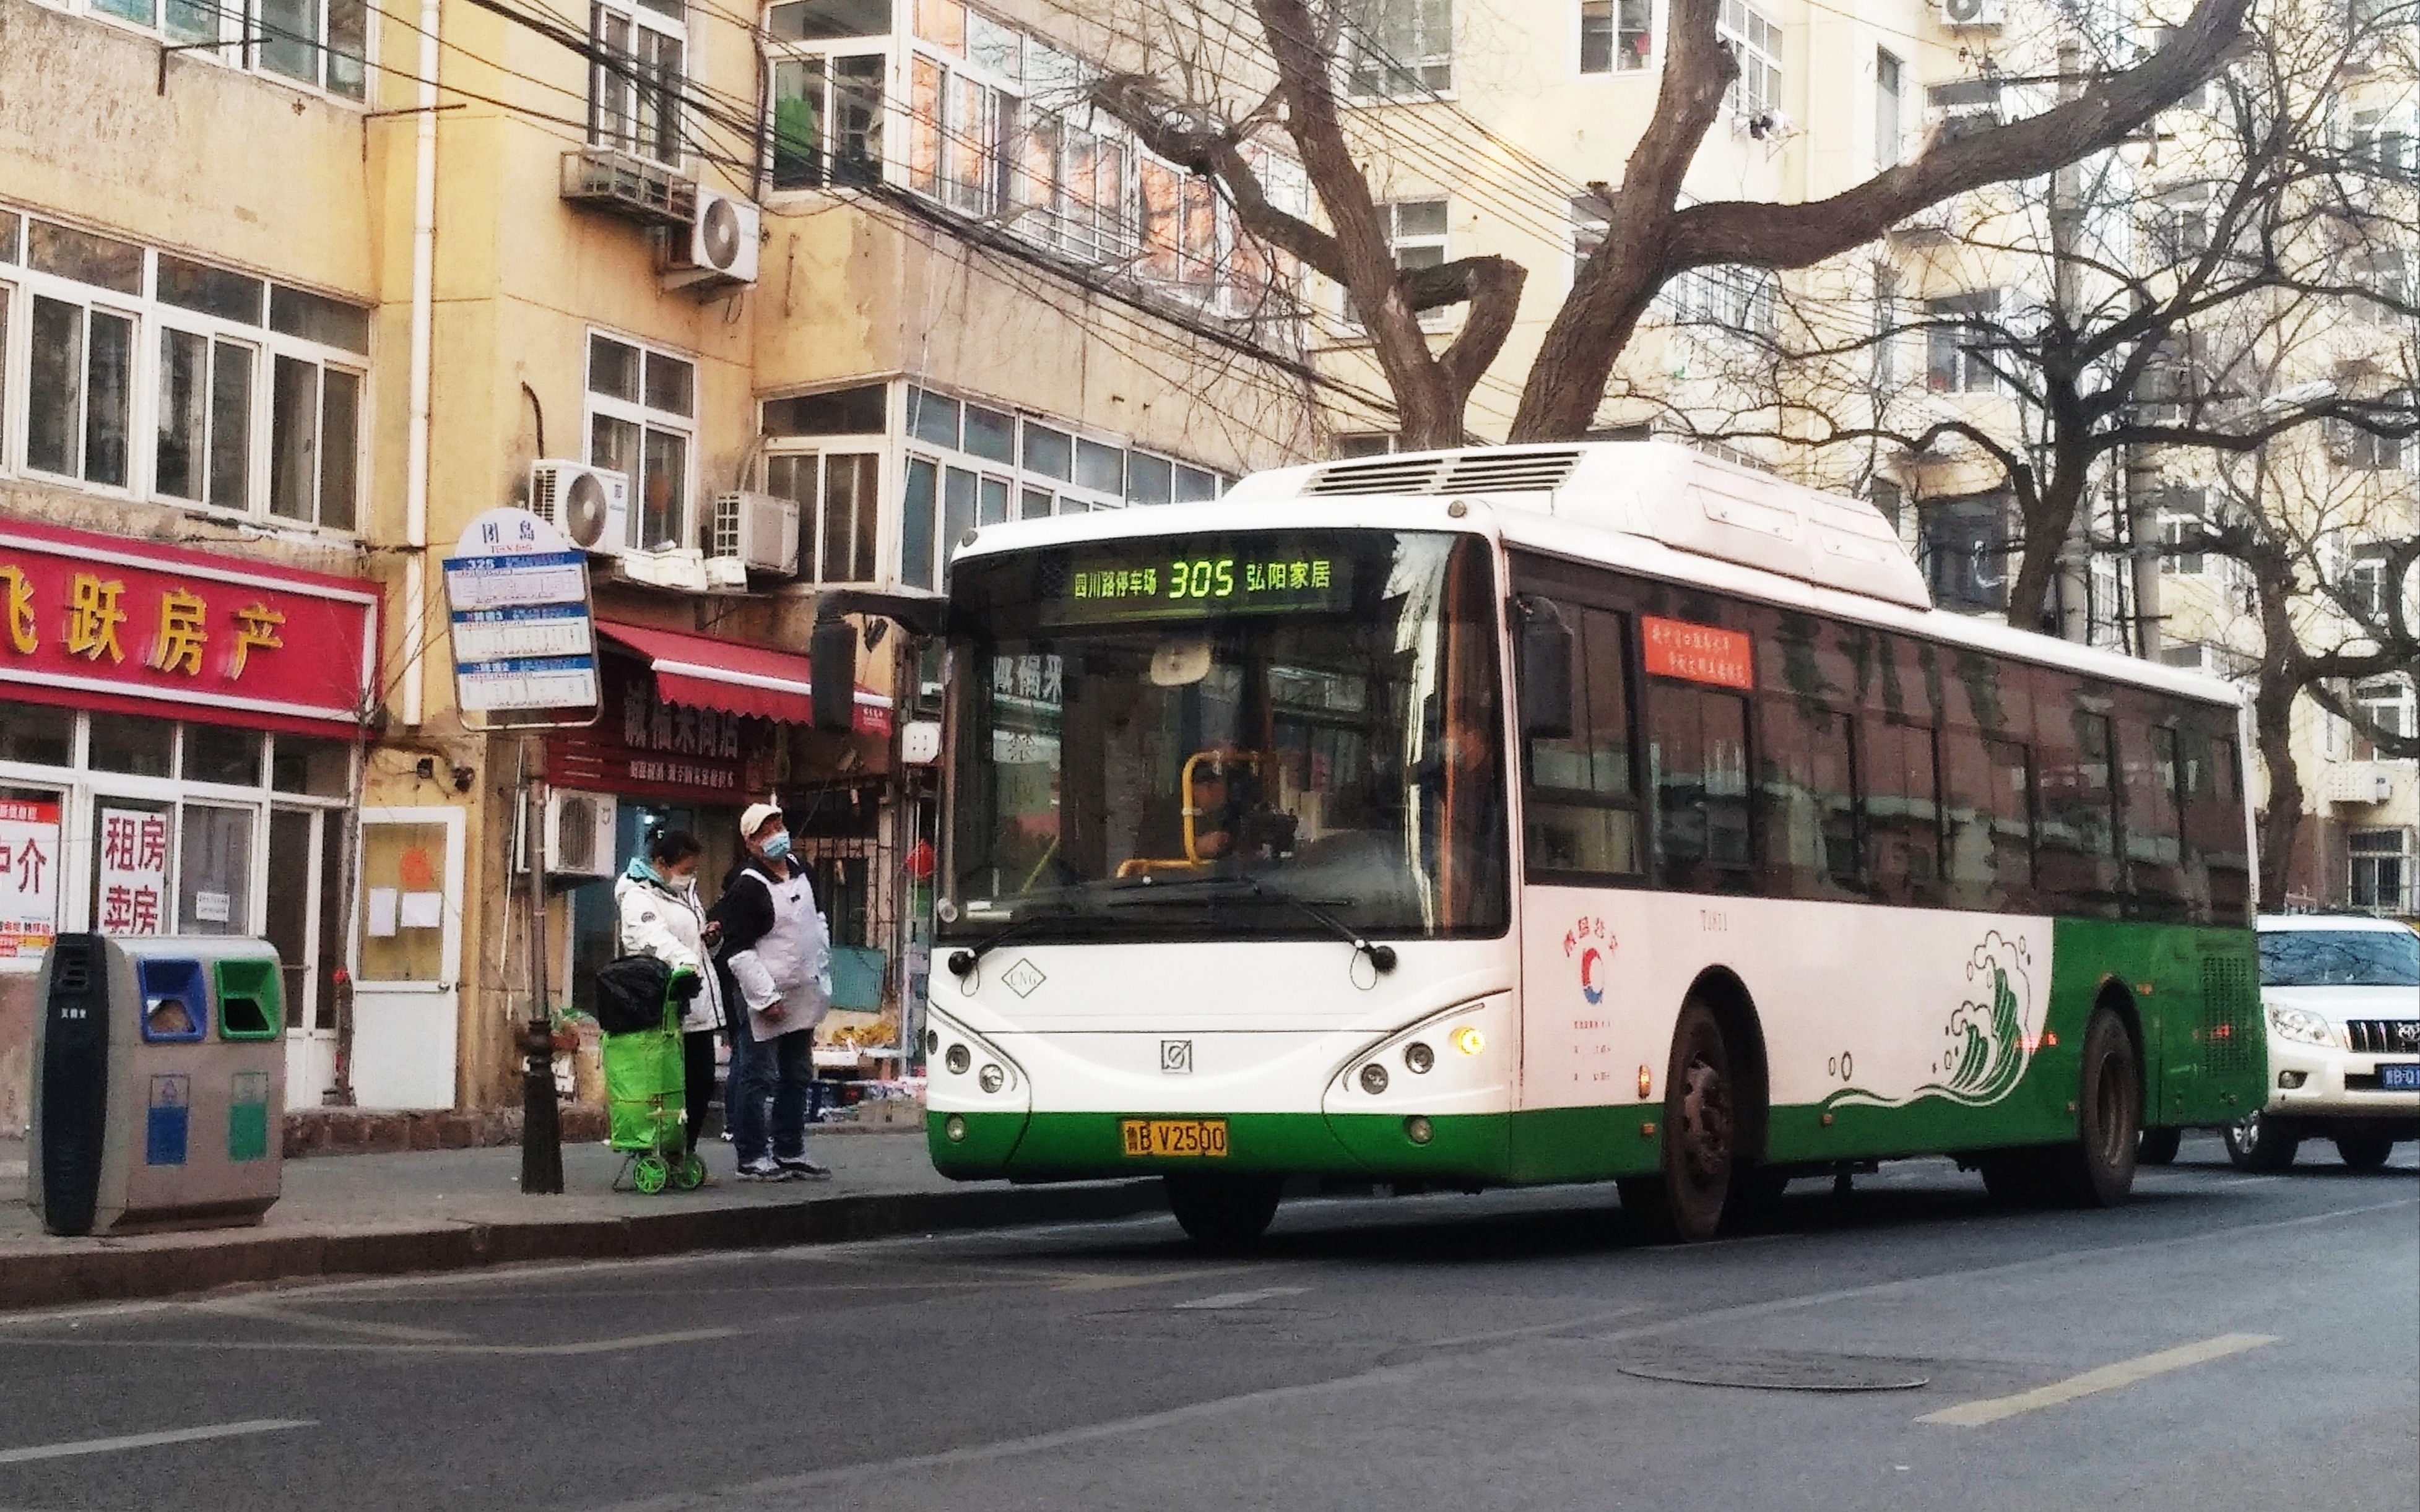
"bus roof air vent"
1302,457,1451,496
1301,447,1582,498
1436,449,1582,493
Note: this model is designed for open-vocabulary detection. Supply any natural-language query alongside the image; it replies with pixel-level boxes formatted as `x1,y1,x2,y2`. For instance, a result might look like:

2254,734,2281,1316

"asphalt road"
1,1136,2411,1512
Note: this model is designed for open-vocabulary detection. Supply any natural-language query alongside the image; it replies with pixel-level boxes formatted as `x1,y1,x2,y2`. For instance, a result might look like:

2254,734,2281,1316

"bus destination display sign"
1040,542,1355,623
1641,615,1754,689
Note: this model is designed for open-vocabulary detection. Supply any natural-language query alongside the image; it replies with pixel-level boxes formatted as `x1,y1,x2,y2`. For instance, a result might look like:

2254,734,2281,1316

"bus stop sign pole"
441,507,600,1197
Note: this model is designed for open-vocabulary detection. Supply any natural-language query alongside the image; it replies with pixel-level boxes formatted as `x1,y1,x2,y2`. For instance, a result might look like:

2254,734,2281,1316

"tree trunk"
2252,667,2303,909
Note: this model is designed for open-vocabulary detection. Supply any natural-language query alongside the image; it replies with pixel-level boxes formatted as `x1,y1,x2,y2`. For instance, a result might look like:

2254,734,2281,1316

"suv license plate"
2380,1064,2420,1092
1120,1118,1228,1158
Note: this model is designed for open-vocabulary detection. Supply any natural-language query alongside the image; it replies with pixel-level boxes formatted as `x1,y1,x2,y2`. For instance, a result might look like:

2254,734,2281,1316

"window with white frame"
2348,106,2413,180
2158,489,2211,575
1656,263,1777,339
769,49,887,189
1348,0,1454,97
1581,0,1653,73
2,214,366,528
2348,828,2411,914
2353,675,2415,741
78,0,368,100
1873,263,1901,389
585,332,695,553
2150,183,2213,262
1718,0,1781,121
1925,291,2004,394
1345,199,1449,329
1876,48,1904,168
590,0,687,166
761,382,887,585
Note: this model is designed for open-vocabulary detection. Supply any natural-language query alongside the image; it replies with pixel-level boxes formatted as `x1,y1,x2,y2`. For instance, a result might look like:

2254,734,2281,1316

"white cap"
740,801,784,841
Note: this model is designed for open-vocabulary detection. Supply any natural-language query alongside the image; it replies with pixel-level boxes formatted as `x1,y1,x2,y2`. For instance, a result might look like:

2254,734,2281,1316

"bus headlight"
1360,1063,1390,1095
1451,1026,1486,1057
945,1043,971,1074
978,1063,1005,1094
1403,1042,1434,1074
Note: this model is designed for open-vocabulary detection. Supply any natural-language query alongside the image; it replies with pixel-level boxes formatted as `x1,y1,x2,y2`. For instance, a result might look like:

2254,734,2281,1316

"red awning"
594,620,892,732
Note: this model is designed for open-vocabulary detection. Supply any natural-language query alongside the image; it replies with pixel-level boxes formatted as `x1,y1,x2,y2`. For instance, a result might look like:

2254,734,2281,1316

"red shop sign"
0,522,379,734
1641,615,1754,691
546,655,779,804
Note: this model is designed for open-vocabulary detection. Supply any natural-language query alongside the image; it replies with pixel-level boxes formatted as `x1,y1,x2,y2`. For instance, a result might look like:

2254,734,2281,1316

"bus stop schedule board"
442,509,599,716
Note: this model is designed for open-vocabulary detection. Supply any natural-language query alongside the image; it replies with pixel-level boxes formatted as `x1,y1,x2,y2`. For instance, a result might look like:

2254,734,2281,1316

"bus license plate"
2380,1065,2420,1092
1121,1118,1228,1158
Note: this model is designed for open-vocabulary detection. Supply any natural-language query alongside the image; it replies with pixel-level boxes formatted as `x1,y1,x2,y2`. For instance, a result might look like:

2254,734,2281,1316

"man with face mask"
710,802,835,1181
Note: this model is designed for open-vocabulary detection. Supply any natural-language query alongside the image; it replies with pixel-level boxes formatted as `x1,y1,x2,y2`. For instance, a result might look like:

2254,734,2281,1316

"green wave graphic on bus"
1830,931,2037,1111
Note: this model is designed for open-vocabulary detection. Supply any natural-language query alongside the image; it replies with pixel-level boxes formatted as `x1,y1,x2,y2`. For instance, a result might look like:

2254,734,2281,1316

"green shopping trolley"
603,966,706,1194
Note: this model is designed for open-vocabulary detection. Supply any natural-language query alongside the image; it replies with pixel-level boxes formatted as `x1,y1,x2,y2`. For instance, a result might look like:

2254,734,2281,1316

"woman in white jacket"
614,828,727,1168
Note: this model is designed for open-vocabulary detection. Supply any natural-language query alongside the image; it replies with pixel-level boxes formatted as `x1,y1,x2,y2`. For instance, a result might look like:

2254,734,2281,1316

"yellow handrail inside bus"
1112,749,1269,879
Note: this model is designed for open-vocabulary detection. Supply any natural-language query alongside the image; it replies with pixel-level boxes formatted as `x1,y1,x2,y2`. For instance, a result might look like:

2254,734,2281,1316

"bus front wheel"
1623,1000,1741,1244
1165,1173,1282,1251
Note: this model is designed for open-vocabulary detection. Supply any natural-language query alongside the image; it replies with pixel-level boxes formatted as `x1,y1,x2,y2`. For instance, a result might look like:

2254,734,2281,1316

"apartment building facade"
0,0,1323,1127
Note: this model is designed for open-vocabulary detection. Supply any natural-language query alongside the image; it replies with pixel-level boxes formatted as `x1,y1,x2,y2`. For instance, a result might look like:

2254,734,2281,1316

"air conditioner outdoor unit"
1940,0,2005,26
529,460,633,556
516,790,618,877
662,188,760,293
2325,766,2395,806
709,490,800,576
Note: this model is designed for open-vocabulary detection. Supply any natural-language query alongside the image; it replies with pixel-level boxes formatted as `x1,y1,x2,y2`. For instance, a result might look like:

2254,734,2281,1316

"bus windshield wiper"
1104,876,1397,975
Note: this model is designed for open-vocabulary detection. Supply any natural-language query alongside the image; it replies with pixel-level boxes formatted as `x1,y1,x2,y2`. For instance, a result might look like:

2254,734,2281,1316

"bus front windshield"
945,529,1508,942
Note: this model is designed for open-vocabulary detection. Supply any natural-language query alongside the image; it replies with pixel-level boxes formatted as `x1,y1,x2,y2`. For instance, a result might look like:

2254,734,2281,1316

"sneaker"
773,1153,832,1180
736,1156,797,1182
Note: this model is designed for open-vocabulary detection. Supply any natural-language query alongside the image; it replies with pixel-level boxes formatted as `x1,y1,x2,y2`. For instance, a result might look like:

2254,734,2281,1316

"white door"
350,807,465,1110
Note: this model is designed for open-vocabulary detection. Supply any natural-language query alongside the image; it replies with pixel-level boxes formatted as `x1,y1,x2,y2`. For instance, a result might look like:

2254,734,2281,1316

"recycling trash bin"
28,933,287,1237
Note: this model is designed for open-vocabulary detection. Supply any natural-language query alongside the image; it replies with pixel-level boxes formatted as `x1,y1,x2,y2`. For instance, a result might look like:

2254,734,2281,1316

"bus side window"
1523,605,1643,878
2180,720,2252,923
1862,716,1940,905
1756,699,1860,900
1941,729,2034,909
2122,715,2188,920
1649,684,1752,892
2036,693,2123,918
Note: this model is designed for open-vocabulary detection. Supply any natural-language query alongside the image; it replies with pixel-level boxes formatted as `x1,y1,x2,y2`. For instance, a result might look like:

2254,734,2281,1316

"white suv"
2226,915,2420,1172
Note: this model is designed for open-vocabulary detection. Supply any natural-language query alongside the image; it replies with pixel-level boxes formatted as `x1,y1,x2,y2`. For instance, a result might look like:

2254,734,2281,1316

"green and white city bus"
922,442,2266,1246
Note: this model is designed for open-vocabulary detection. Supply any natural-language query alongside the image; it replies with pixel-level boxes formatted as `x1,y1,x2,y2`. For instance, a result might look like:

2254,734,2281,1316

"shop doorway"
568,800,703,1022
350,808,464,1109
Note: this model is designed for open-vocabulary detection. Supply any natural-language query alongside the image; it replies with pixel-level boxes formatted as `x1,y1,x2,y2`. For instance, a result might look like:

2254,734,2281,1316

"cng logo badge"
1160,1039,1194,1074
1000,958,1046,999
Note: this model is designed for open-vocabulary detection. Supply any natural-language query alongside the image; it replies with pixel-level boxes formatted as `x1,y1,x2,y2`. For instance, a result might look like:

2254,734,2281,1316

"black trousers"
682,1028,721,1154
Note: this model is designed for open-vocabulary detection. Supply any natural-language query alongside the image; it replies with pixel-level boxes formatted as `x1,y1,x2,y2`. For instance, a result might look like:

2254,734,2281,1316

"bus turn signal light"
1638,1066,1653,1099
1451,1026,1485,1057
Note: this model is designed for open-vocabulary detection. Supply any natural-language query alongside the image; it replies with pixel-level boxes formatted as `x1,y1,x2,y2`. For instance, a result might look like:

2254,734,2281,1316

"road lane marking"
197,1298,469,1344
1918,1334,2279,1427
0,1326,742,1357
1173,1287,1308,1310
0,1420,314,1466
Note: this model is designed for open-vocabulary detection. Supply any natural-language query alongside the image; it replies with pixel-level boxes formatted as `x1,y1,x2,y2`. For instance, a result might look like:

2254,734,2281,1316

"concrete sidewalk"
0,1132,1163,1311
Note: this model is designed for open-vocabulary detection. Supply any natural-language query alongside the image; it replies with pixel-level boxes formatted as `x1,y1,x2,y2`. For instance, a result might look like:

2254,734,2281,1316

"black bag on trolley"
592,954,674,1036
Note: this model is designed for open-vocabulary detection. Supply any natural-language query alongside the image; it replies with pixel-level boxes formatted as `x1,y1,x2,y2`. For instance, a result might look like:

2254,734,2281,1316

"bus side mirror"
1518,600,1574,741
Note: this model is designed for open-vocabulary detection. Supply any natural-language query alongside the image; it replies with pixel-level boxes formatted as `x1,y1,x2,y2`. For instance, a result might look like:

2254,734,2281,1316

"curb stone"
0,1180,1168,1311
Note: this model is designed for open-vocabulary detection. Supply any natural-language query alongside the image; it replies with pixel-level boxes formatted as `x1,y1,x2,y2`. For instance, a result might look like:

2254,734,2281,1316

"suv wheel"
2224,1110,2299,1172
2335,1134,2395,1171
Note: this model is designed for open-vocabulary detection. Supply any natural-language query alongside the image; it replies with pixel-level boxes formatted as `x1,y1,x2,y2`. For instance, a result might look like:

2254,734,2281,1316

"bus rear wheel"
1164,1173,1282,1251
1624,1001,1741,1244
2039,1008,2141,1207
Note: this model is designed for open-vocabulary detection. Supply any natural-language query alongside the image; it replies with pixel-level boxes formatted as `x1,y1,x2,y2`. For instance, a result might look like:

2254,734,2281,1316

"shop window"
0,785,64,956
587,332,695,552
590,0,687,166
178,804,253,935
271,735,353,796
0,701,74,767
186,726,264,787
1580,0,1652,73
90,800,173,936
26,295,134,487
87,712,174,777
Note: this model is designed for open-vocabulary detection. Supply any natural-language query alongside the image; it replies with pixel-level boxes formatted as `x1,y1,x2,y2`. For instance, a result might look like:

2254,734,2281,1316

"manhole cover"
1614,1352,1929,1393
